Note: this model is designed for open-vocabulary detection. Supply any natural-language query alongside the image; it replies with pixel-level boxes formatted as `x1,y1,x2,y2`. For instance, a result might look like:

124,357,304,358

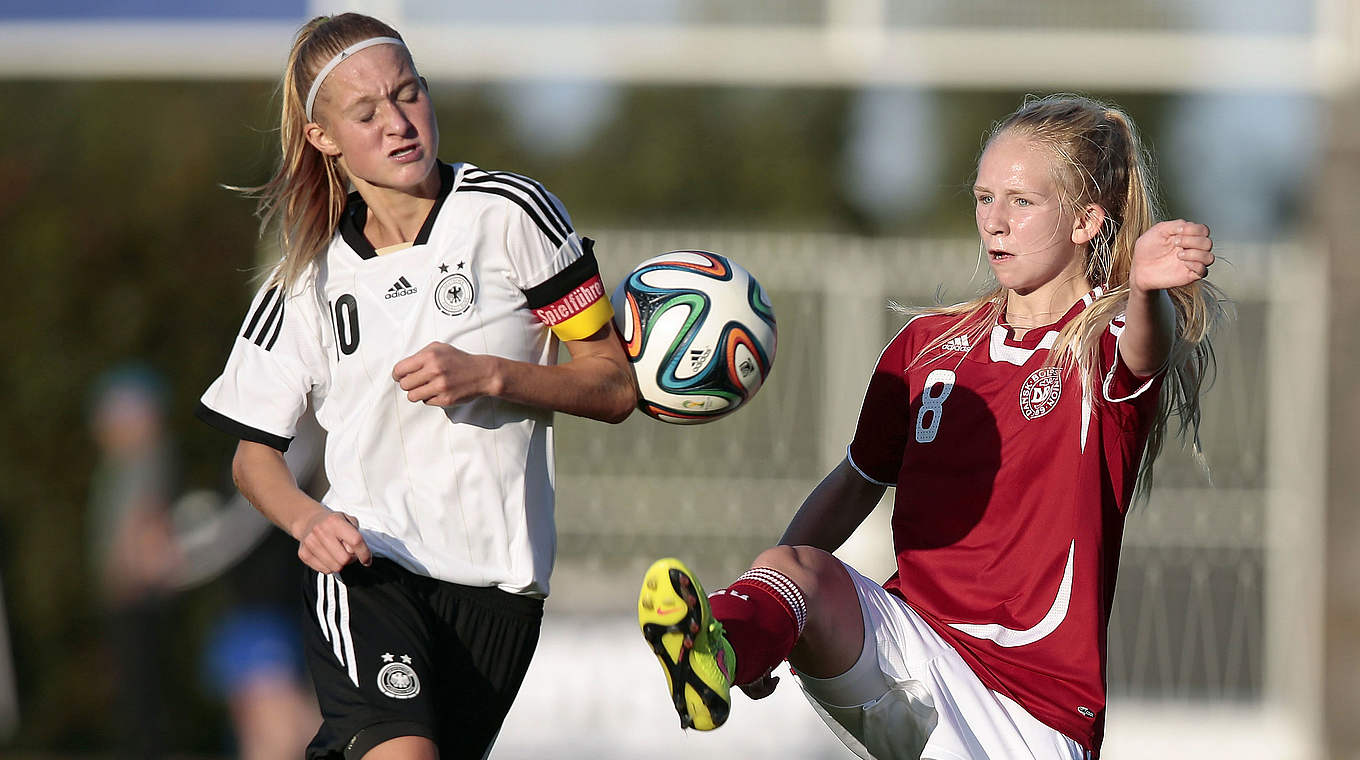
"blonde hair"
910,94,1226,494
235,13,407,290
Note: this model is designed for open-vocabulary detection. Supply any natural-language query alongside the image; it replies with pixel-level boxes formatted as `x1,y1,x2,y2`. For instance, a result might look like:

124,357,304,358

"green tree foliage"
0,80,279,751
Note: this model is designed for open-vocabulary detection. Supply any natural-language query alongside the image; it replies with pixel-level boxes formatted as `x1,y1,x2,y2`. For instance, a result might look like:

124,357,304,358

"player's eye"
975,194,993,205
357,111,376,123
1015,197,1031,207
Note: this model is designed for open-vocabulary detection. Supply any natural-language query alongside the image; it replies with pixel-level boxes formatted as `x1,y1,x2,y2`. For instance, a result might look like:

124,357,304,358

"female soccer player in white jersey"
638,94,1224,759
195,13,636,760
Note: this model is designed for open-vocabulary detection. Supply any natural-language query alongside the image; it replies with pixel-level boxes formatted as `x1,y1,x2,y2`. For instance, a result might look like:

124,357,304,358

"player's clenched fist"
296,510,373,574
1130,219,1215,293
392,341,499,407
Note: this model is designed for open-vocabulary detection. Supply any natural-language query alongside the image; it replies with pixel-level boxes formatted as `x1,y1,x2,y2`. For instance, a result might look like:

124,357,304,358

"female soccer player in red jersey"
197,13,636,760
638,94,1223,759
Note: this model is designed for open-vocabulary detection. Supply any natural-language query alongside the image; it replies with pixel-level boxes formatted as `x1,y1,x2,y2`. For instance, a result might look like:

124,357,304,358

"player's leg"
795,563,938,760
360,735,438,760
735,544,865,680
796,563,1090,760
637,544,864,730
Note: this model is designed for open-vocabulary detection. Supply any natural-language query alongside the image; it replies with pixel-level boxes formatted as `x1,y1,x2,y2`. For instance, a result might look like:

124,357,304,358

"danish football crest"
377,653,421,699
435,273,475,316
1019,367,1062,420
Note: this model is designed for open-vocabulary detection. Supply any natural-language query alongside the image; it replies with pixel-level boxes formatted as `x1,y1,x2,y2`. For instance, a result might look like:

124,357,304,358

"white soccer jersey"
197,162,614,597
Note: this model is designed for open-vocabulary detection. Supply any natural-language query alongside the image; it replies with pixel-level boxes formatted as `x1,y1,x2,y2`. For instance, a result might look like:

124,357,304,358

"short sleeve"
1100,315,1163,404
196,272,329,451
494,175,614,341
846,321,918,487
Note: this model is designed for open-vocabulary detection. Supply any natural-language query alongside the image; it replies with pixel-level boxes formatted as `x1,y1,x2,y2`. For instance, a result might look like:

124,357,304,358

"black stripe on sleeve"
457,185,565,249
460,169,572,244
500,171,571,238
243,286,279,341
254,296,285,348
461,169,572,240
264,308,285,351
195,402,293,452
522,238,601,310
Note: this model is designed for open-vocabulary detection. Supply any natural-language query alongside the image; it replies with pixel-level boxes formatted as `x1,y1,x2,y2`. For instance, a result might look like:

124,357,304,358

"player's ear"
305,121,342,157
1072,203,1106,246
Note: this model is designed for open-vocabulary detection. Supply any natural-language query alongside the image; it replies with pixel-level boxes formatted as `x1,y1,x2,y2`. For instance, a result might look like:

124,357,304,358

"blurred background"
0,0,1357,758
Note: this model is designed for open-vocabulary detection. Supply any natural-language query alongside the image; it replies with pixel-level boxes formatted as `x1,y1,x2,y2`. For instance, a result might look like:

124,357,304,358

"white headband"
305,36,407,121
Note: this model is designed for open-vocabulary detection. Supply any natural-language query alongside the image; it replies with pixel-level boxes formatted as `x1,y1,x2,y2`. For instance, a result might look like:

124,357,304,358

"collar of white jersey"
339,161,456,260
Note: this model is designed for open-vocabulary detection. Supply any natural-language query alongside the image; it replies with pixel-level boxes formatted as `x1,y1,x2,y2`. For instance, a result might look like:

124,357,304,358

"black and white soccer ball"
611,251,776,424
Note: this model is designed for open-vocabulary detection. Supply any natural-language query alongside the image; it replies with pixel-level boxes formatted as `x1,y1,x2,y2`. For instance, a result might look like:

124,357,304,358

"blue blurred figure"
87,364,179,759
194,410,327,760
201,536,320,760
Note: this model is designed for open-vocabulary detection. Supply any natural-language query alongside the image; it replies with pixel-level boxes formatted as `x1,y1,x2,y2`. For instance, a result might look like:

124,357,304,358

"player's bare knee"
751,545,838,600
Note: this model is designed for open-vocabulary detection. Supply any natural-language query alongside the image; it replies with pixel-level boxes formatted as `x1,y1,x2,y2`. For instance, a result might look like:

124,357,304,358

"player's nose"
981,205,1007,236
382,103,416,136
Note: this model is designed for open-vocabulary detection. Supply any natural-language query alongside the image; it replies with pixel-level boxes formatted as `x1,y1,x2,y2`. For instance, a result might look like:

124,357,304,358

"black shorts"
301,559,544,760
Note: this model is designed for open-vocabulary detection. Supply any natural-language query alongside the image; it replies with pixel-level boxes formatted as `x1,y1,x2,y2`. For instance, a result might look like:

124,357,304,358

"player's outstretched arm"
779,458,886,551
232,440,372,574
392,322,638,423
1120,220,1215,377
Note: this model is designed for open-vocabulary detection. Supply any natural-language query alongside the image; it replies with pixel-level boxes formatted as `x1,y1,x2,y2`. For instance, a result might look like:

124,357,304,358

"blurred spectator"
201,530,320,760
87,364,179,759
194,408,326,760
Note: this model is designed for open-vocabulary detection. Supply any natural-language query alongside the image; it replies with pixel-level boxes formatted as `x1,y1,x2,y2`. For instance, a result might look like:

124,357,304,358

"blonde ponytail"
230,13,405,291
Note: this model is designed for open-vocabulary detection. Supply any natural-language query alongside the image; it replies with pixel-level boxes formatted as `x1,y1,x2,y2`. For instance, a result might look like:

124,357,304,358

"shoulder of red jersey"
881,310,981,363
901,311,975,339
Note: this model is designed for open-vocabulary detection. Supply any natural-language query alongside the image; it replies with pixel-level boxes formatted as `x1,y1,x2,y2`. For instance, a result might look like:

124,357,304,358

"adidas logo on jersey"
386,276,417,300
942,335,971,352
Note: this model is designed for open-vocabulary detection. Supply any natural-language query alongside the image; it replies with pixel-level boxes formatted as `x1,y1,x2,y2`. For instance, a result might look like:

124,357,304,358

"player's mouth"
389,144,422,162
989,249,1015,262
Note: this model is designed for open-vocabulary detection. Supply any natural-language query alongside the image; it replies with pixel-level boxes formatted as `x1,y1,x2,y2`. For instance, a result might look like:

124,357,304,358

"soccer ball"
611,251,777,424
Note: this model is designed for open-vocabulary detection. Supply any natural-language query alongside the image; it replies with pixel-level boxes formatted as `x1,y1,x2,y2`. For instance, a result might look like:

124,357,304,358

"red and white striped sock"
708,566,808,685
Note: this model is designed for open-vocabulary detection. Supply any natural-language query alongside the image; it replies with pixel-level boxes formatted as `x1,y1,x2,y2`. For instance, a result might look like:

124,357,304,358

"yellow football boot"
638,558,736,731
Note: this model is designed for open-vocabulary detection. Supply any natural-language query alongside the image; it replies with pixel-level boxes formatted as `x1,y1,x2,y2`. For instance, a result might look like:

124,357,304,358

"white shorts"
794,562,1090,760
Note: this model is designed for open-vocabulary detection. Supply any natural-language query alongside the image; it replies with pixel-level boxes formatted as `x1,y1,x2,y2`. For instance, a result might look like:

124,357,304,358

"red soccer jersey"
847,289,1162,753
